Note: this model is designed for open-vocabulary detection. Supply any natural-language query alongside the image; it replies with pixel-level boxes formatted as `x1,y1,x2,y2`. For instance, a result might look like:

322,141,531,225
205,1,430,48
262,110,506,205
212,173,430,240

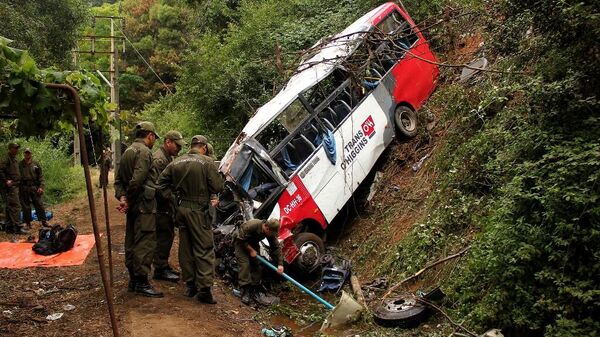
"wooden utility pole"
109,18,121,173
72,15,124,169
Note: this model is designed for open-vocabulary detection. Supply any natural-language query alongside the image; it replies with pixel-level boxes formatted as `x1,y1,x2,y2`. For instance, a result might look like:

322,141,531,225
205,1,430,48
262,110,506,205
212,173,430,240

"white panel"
310,94,387,222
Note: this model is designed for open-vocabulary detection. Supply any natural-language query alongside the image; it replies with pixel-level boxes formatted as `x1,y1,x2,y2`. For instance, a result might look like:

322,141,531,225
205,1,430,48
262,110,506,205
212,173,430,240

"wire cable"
117,26,174,95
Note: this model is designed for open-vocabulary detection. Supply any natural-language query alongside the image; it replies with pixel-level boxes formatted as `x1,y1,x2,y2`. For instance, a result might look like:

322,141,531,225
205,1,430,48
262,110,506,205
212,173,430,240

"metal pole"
73,128,81,165
110,19,121,174
103,183,114,286
99,135,114,286
45,83,120,337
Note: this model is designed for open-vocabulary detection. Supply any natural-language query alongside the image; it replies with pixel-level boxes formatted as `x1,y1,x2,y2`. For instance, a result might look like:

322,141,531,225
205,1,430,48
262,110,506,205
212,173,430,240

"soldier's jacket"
157,148,223,210
0,154,20,186
19,160,44,187
115,139,154,208
235,219,283,265
152,147,175,212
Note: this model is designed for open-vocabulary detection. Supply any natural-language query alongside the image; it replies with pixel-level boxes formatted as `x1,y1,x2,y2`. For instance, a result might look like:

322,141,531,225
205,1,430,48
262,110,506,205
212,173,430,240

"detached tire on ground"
373,295,427,328
293,232,325,274
394,105,418,139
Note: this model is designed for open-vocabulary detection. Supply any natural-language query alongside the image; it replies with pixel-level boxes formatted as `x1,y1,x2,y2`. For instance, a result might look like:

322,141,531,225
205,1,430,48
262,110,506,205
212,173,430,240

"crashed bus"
215,2,439,273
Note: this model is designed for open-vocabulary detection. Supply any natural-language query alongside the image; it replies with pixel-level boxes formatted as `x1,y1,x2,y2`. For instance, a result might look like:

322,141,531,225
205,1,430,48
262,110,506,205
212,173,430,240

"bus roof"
239,3,393,139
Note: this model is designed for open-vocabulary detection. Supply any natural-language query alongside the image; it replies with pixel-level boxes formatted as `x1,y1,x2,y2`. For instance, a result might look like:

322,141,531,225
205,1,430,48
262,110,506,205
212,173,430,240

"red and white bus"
217,2,439,272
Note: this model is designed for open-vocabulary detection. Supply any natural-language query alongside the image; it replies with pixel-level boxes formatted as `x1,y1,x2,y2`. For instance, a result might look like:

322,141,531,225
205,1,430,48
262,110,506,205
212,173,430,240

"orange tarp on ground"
0,234,96,269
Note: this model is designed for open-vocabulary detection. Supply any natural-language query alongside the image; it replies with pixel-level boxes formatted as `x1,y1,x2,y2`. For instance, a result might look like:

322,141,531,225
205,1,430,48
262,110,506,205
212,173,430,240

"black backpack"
32,224,78,256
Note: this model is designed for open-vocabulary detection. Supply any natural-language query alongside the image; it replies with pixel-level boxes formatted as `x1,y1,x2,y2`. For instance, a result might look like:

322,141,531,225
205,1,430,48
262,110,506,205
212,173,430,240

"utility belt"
177,196,209,211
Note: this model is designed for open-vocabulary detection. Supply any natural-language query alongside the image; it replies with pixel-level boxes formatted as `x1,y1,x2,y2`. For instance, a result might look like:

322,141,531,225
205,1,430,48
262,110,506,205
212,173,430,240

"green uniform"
152,146,176,269
234,219,283,287
114,139,157,277
0,154,21,230
157,148,223,289
19,159,47,225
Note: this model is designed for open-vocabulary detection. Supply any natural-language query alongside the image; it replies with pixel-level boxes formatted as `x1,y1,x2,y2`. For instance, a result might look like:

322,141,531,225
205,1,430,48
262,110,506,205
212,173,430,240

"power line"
117,26,174,95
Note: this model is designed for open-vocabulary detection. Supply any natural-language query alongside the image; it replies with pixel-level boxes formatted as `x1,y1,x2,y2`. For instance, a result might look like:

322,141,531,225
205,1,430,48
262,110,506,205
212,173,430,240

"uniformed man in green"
152,131,186,283
157,135,223,304
19,148,48,228
234,218,284,305
114,122,162,297
0,143,26,234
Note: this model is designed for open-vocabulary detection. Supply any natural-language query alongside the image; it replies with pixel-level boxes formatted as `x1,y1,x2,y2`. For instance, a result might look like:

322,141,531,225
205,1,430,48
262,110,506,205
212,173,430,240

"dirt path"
0,172,262,337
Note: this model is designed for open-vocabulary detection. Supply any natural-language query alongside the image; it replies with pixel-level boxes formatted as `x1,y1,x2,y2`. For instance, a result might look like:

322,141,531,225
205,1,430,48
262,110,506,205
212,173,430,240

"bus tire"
394,105,418,139
293,232,325,274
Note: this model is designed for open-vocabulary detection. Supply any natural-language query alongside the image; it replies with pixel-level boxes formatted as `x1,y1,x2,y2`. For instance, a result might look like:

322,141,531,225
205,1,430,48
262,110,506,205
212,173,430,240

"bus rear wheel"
293,232,325,274
394,105,418,139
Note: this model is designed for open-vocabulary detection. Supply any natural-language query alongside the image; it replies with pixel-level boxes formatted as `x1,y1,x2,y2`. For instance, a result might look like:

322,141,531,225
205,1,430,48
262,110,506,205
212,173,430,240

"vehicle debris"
412,153,430,172
366,171,383,202
63,304,76,311
262,326,293,337
373,294,427,328
363,277,389,290
46,312,64,321
318,258,351,293
460,57,488,84
482,329,504,337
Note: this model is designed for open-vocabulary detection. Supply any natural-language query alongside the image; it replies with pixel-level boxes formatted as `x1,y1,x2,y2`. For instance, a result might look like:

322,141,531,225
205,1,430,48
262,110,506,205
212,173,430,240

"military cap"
164,130,186,147
135,121,160,138
8,142,19,149
191,135,208,145
23,148,32,153
206,143,216,159
266,219,280,232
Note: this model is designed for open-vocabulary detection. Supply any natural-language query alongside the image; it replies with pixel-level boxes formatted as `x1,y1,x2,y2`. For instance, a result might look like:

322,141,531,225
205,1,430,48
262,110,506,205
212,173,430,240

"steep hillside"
335,0,600,336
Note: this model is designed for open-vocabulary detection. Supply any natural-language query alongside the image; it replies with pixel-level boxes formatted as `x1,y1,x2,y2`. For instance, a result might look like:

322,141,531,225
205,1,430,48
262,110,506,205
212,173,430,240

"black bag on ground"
32,224,78,255
55,224,77,252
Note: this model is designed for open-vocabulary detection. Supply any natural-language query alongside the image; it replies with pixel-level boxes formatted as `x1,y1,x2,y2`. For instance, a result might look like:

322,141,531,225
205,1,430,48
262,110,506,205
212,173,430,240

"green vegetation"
0,140,85,206
0,37,111,137
350,0,599,336
0,0,88,68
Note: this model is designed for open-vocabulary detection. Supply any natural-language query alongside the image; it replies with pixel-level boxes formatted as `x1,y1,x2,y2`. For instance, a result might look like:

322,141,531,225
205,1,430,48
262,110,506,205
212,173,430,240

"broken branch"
383,246,470,298
418,297,478,337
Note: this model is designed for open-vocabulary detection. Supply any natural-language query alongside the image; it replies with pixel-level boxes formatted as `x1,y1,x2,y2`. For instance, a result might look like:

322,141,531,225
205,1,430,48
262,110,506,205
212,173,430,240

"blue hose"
256,255,335,310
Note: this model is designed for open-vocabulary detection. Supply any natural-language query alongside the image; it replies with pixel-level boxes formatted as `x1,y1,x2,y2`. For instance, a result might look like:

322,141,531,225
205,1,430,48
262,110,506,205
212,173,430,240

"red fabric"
0,234,96,269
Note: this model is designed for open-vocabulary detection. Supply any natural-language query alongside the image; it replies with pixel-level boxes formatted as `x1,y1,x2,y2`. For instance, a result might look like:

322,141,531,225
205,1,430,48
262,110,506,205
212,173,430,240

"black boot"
154,267,180,282
184,281,198,298
134,276,163,298
8,226,28,235
196,287,216,304
240,285,252,305
127,269,135,292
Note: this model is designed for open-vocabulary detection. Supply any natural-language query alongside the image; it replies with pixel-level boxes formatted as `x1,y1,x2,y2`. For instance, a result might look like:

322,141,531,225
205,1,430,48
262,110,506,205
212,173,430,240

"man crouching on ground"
157,135,223,304
234,218,284,305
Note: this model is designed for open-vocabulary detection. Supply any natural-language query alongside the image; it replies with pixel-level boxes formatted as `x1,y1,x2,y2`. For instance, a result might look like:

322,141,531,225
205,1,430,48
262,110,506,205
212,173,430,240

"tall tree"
0,0,88,68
